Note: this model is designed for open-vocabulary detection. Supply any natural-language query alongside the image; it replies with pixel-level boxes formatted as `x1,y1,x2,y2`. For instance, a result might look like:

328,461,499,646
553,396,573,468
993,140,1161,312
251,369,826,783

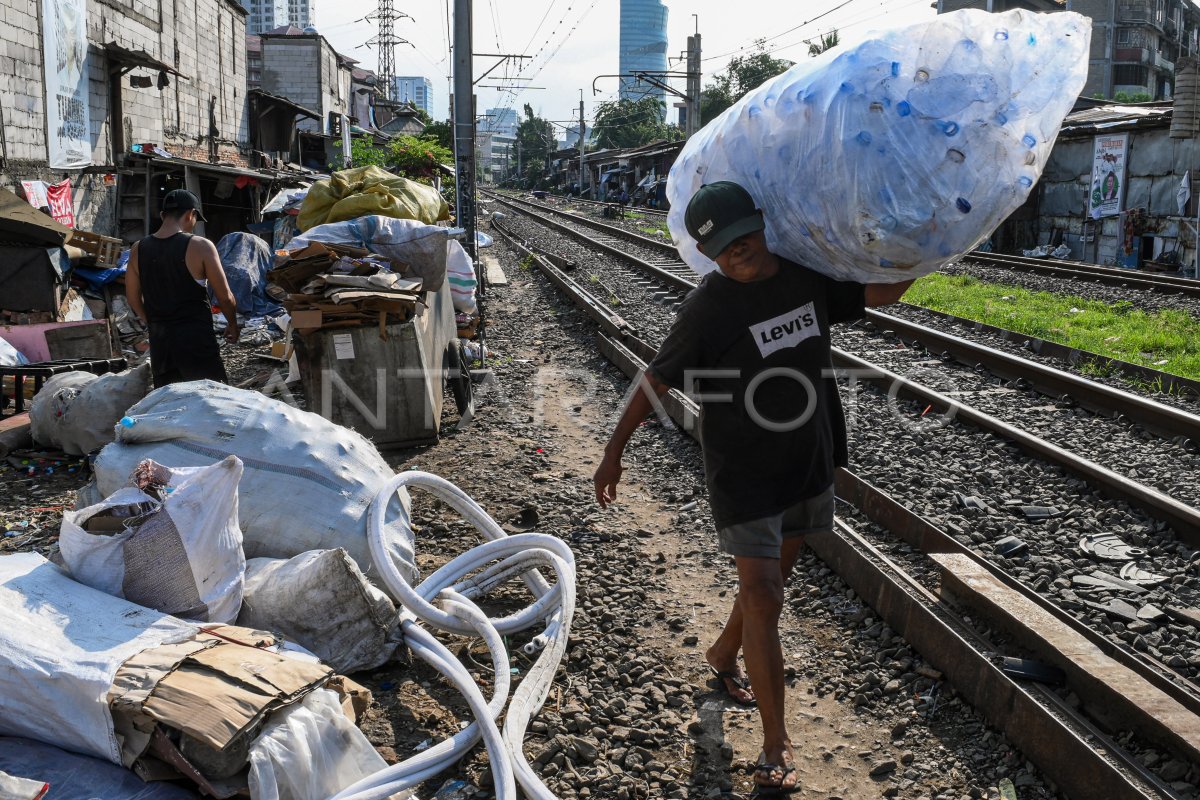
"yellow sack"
297,165,449,231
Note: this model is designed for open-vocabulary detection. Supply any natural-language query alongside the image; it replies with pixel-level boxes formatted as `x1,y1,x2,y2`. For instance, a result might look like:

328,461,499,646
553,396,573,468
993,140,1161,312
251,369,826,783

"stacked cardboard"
268,242,424,335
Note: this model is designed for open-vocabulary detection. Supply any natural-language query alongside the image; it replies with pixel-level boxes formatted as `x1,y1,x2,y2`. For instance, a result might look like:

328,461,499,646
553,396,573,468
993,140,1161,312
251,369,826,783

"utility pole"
578,95,586,197
516,139,523,184
686,32,702,138
453,0,477,270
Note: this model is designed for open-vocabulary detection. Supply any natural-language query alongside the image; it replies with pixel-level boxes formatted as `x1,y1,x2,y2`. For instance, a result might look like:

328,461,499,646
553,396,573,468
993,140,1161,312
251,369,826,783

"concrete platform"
481,251,508,287
932,551,1200,765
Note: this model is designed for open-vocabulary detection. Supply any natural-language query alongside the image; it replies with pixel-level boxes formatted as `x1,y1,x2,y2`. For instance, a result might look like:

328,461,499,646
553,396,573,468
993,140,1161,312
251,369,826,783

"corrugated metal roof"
1058,103,1172,136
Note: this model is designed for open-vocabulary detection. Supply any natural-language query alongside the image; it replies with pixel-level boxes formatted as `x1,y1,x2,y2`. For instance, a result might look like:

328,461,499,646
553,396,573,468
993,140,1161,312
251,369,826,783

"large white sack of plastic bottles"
667,9,1090,283
91,381,417,587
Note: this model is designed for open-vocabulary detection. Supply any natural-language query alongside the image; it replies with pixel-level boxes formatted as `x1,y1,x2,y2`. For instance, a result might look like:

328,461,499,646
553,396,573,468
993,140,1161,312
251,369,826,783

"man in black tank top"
125,190,240,387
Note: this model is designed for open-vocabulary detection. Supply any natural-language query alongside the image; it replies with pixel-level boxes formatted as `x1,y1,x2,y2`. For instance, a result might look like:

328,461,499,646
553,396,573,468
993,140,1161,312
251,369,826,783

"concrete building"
937,0,1200,100
258,28,352,134
246,0,288,35
287,0,314,28
393,76,432,113
619,0,668,110
483,107,519,137
0,0,264,240
475,131,516,182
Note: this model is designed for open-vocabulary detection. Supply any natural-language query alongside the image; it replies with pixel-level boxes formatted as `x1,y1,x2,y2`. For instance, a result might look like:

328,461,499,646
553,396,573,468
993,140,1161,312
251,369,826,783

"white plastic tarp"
0,554,196,763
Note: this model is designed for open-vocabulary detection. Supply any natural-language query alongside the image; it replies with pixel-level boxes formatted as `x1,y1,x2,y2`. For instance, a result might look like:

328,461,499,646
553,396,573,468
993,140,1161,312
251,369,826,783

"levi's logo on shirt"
749,302,820,357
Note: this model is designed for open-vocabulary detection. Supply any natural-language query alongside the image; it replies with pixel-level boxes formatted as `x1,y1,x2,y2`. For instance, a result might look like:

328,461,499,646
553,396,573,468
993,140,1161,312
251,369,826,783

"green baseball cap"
684,181,764,258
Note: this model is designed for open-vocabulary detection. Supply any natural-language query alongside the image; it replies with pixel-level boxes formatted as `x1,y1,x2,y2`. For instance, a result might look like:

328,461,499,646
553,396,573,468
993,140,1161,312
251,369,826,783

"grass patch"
906,273,1200,382
638,225,669,236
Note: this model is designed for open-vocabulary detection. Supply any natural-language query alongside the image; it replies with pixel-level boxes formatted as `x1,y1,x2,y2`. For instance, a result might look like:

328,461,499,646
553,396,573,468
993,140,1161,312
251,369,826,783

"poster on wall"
1088,133,1128,220
42,0,92,169
46,180,75,227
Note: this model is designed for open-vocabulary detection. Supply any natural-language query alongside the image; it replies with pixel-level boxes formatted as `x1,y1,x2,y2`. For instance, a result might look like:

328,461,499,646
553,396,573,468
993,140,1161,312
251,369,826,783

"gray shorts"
717,486,835,559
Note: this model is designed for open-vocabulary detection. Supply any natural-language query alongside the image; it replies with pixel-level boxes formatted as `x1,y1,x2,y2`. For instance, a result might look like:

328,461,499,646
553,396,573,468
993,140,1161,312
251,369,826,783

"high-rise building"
287,0,313,28
483,107,519,136
393,76,433,114
619,0,668,112
245,0,287,34
937,0,1200,100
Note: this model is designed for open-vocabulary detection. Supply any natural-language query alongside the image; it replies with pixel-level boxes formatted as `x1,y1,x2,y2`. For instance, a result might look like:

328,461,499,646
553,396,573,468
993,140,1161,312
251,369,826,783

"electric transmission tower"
367,3,412,101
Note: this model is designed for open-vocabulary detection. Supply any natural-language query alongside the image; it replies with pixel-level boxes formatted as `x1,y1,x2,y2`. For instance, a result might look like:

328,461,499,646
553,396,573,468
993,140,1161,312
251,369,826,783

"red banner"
45,180,75,228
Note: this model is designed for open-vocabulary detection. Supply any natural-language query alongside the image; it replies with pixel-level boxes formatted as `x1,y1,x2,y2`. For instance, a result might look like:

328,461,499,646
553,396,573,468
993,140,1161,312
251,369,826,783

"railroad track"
962,250,1200,298
491,189,669,219
487,200,1200,798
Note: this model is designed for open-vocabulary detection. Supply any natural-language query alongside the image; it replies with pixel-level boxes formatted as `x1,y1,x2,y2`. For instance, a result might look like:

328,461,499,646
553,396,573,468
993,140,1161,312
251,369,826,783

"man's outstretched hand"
593,453,624,508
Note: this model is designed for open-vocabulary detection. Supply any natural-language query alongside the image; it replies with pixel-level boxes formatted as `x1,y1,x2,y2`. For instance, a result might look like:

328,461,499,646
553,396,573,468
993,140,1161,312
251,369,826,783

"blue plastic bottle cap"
120,416,137,428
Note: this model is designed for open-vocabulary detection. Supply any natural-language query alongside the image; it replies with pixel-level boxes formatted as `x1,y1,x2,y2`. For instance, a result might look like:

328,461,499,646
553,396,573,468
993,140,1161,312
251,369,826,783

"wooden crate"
69,229,124,268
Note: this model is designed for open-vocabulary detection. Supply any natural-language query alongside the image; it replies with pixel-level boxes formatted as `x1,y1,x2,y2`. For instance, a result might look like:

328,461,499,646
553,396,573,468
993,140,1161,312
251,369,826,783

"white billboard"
43,0,92,169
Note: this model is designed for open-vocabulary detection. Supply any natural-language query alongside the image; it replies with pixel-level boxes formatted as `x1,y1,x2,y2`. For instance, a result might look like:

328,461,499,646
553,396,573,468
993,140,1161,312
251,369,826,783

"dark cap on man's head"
684,181,764,258
161,189,207,222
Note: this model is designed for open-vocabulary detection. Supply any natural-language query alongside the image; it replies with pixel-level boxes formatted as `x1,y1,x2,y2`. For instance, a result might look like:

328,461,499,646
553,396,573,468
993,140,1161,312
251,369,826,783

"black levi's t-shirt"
647,259,866,529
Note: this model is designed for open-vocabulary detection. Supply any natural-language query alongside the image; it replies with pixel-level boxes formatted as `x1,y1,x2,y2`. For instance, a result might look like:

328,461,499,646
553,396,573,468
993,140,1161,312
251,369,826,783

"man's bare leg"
706,535,806,689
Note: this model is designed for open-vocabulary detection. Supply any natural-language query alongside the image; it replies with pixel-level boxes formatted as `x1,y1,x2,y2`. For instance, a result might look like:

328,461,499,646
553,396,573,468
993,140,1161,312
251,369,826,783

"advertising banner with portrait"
42,0,92,169
1088,133,1128,220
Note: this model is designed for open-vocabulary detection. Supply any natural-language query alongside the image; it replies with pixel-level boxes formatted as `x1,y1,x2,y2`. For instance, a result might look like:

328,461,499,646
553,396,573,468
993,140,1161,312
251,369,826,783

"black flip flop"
708,664,757,707
751,761,800,796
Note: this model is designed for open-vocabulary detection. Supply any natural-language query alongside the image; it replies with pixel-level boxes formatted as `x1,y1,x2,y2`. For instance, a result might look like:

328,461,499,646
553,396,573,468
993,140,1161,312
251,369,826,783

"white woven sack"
92,381,415,587
0,553,196,763
237,549,400,674
667,9,1090,283
28,363,151,455
59,456,246,623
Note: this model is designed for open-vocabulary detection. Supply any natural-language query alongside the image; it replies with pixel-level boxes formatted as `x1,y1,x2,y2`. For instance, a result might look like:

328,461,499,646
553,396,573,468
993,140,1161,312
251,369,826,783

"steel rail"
962,250,1200,298
831,347,1200,543
896,303,1200,399
490,189,669,218
487,194,695,293
486,191,682,259
865,309,1200,443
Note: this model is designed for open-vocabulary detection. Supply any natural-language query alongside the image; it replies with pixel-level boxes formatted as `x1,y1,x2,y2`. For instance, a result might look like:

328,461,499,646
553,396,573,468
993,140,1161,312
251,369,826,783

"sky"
320,0,938,131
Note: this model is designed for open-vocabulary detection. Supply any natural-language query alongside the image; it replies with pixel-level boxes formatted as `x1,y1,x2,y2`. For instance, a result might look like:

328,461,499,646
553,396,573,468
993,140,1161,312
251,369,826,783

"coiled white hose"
331,471,576,800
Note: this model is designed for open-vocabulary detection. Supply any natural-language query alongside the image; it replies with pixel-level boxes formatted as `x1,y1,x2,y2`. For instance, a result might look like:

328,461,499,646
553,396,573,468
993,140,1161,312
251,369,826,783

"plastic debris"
1017,505,1063,521
433,779,473,799
1079,533,1146,562
1000,656,1064,685
1118,563,1168,586
994,535,1028,558
1137,604,1168,624
1070,571,1146,595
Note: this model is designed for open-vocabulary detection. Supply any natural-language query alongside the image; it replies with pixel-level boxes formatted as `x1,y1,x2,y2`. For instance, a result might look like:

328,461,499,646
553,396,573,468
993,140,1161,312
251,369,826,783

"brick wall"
0,0,250,232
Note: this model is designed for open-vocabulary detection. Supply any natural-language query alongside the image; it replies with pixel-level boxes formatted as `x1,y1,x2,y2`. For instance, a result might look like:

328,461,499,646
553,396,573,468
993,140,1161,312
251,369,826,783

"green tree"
515,104,557,185
330,137,390,170
389,134,453,181
591,96,674,150
423,118,454,152
808,29,839,57
700,41,793,123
